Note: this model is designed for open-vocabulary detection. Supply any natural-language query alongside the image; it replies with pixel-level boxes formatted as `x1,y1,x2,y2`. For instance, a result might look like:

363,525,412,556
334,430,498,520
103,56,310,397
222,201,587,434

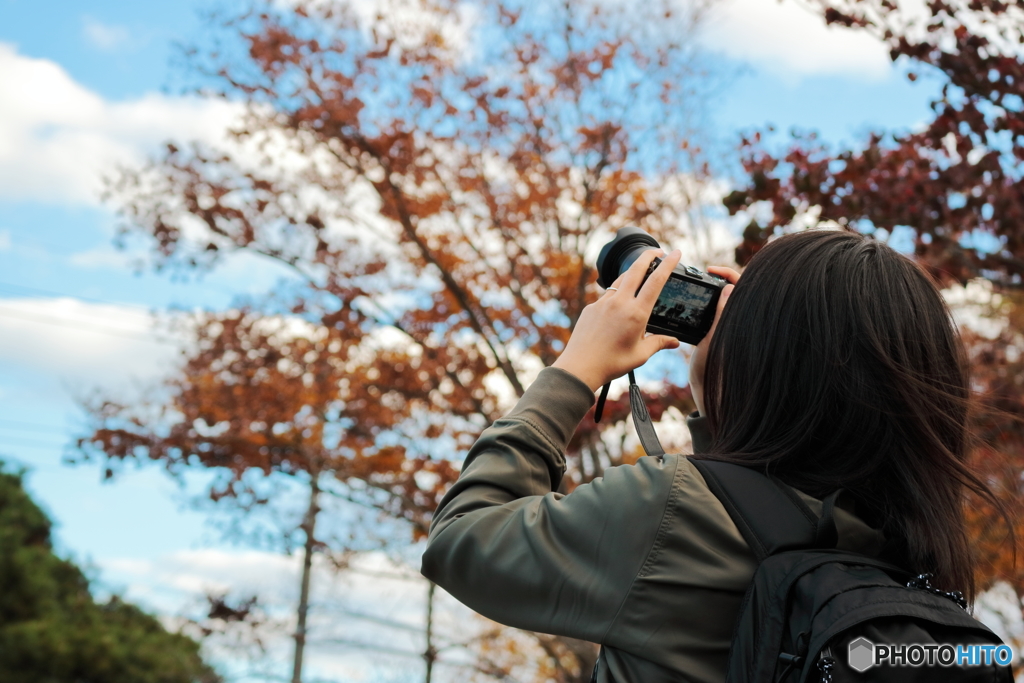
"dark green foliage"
0,462,220,683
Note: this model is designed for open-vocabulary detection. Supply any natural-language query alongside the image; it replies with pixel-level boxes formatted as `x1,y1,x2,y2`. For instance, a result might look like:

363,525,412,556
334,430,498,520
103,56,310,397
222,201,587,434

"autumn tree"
80,311,458,681
723,0,1024,595
79,0,720,679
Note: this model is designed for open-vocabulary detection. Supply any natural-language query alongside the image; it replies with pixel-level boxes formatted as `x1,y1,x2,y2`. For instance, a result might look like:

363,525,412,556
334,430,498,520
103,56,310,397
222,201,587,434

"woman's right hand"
688,266,740,417
552,249,684,392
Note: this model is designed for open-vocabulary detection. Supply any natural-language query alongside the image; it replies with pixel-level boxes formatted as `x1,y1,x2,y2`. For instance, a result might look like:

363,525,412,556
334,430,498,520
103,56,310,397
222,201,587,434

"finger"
717,283,735,314
636,249,681,308
707,266,741,285
605,265,634,292
617,248,664,295
693,282,734,355
606,272,626,292
641,334,681,358
706,283,735,337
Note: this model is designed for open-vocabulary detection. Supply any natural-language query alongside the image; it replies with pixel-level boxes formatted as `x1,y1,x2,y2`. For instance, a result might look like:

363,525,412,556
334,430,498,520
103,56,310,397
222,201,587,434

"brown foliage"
727,0,1024,284
86,0,710,526
79,311,462,536
962,292,1024,589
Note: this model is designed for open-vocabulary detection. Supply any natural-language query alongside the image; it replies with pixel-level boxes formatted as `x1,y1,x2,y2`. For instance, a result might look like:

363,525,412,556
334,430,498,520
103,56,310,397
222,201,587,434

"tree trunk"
424,581,437,683
292,476,320,683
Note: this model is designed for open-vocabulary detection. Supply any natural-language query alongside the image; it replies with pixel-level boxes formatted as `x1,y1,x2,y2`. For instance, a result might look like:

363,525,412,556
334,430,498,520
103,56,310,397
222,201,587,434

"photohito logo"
848,638,874,672
847,638,1014,671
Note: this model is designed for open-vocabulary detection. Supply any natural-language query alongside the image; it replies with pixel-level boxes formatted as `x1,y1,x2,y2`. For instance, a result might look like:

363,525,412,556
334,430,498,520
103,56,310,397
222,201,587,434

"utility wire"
0,280,152,311
0,435,69,450
0,419,67,433
0,305,179,345
310,638,421,658
343,564,424,583
334,607,423,633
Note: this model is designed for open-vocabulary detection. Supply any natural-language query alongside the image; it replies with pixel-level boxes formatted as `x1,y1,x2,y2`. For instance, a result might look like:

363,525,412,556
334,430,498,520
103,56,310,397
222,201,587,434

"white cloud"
0,230,10,251
0,42,242,205
707,0,893,81
0,297,179,390
99,548,447,682
82,17,131,52
102,548,302,611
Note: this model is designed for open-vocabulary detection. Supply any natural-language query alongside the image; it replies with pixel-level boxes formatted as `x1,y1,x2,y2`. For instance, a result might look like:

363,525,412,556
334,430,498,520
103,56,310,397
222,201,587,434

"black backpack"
689,457,1015,683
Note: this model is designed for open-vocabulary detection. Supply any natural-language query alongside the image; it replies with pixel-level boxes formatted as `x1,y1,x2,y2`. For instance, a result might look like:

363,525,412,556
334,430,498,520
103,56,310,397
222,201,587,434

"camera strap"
628,371,666,458
592,372,666,458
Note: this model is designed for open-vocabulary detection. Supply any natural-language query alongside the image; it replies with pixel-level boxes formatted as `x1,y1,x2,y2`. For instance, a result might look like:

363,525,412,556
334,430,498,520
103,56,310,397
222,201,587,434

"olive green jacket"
421,367,885,683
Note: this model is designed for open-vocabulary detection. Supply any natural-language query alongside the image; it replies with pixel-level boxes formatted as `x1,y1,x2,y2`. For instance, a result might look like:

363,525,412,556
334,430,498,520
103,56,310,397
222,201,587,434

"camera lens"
596,227,662,288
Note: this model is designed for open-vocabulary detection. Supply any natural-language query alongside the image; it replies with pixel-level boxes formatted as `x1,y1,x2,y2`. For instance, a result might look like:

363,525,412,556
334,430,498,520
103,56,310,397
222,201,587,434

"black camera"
596,227,725,345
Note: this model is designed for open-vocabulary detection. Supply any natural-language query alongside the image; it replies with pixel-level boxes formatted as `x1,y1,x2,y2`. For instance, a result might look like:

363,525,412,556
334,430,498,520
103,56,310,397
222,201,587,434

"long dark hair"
702,229,1002,601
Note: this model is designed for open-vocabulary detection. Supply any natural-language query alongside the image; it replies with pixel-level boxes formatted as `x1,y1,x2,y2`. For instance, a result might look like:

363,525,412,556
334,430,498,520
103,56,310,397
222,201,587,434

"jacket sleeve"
421,367,679,643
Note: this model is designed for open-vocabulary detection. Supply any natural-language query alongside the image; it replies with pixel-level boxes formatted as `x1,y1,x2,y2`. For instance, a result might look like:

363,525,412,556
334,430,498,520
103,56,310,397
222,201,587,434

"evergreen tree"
0,461,220,683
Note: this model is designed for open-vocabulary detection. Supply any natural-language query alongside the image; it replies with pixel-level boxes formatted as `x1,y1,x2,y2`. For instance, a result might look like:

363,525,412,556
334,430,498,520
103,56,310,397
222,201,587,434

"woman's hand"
552,249,683,392
688,266,740,416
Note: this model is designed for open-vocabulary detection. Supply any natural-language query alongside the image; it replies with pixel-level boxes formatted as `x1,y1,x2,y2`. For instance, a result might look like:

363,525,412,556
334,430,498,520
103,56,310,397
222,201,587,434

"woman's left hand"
552,249,683,392
688,266,740,415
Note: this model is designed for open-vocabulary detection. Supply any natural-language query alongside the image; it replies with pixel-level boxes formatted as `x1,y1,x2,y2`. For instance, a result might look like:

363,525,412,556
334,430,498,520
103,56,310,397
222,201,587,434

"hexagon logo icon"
848,637,875,673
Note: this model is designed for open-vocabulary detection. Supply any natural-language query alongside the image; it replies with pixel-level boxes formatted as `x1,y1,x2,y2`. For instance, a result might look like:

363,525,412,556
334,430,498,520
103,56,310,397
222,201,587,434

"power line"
0,435,69,450
343,565,425,583
311,637,421,658
0,419,67,434
0,423,89,454
0,305,179,345
0,280,151,312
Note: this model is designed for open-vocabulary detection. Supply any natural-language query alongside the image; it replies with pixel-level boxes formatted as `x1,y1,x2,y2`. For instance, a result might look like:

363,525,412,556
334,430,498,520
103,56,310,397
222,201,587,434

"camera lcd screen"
652,276,714,329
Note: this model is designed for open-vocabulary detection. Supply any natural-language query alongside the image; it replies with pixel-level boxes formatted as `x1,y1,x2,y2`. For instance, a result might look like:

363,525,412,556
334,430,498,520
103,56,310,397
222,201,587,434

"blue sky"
0,0,946,677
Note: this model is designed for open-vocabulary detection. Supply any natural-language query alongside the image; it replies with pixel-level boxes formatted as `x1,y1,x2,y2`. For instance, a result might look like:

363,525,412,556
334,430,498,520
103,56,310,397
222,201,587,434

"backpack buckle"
906,572,968,610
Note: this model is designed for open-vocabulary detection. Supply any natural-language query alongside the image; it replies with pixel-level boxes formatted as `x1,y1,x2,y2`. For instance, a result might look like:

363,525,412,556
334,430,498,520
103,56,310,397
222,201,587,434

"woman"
421,230,995,683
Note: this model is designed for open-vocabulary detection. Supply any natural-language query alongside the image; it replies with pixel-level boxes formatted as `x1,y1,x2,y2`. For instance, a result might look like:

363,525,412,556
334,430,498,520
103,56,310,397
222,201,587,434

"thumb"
718,283,735,311
641,334,680,359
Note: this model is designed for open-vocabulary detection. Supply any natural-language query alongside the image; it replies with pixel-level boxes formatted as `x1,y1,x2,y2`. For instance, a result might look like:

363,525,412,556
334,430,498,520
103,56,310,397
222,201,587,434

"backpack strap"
690,458,839,562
